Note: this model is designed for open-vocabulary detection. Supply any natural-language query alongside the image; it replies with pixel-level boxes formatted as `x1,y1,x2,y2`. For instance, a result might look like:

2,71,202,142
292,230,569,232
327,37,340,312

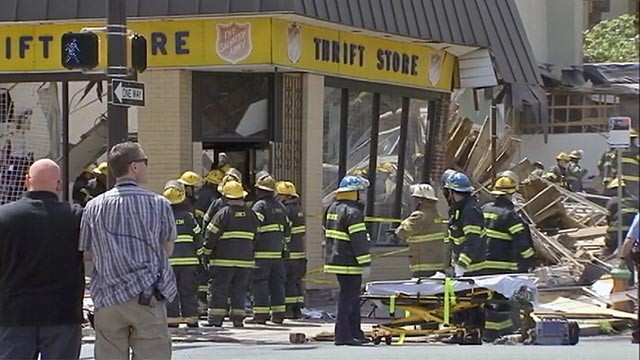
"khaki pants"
94,296,171,360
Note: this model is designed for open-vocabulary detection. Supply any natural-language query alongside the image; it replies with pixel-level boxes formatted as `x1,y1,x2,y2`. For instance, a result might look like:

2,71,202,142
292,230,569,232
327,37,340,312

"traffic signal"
61,32,99,70
130,34,147,73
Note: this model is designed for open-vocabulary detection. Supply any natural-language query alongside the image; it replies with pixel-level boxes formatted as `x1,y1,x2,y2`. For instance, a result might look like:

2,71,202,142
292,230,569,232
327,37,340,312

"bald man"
0,159,84,360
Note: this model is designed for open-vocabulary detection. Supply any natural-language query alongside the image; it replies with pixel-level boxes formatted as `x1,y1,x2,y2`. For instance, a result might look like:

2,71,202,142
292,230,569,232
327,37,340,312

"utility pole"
106,0,128,187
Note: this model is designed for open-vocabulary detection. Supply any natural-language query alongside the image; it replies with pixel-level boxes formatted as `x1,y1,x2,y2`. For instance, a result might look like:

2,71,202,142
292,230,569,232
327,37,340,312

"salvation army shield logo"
216,22,252,64
287,24,302,64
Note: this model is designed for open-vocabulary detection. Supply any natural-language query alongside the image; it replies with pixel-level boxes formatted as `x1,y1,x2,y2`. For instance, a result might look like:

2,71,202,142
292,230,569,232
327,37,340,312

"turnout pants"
167,265,198,318
284,259,306,317
208,266,252,325
334,274,364,344
252,259,286,322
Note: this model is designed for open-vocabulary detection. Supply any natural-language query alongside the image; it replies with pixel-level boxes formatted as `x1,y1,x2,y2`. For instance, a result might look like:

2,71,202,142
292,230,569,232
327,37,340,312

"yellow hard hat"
496,170,520,184
163,180,186,205
556,152,570,161
255,173,277,192
93,162,108,175
177,171,201,186
276,181,299,197
222,180,247,199
569,150,583,159
607,178,626,189
204,169,225,184
491,176,518,195
217,173,242,193
83,163,97,173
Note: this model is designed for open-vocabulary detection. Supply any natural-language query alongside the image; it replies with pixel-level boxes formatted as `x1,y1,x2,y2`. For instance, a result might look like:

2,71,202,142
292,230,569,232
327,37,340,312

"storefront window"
346,91,373,174
401,99,430,217
195,73,271,142
370,94,403,245
322,87,342,200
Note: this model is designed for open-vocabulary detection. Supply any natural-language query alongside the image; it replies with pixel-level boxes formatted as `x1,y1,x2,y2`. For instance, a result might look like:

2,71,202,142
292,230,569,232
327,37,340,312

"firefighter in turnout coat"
276,181,307,319
324,176,372,346
203,180,258,327
163,180,203,327
395,183,448,277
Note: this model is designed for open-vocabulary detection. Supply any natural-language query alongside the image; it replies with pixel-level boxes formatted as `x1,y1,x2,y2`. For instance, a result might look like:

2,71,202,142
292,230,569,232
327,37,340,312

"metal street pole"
106,0,128,187
616,148,623,251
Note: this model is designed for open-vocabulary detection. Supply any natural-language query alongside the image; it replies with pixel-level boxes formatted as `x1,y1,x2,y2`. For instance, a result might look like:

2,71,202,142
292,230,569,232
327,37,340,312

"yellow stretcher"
362,275,537,345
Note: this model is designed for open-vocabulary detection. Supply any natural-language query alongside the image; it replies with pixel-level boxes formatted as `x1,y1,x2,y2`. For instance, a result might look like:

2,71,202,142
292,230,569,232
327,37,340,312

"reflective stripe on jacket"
323,200,371,275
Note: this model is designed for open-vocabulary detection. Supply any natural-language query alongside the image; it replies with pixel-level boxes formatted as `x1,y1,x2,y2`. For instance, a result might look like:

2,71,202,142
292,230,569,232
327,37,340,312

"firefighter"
543,152,570,189
566,150,585,192
481,176,536,342
323,175,372,346
530,161,546,178
72,164,95,206
203,180,258,327
178,170,202,215
276,181,307,319
395,183,448,277
443,171,486,276
246,172,290,325
195,169,224,218
598,147,617,187
605,178,639,256
163,180,203,328
482,176,536,275
441,168,457,204
617,129,639,198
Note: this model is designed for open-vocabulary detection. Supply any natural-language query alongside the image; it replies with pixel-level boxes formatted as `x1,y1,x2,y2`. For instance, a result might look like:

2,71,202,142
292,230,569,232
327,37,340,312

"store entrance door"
205,142,271,201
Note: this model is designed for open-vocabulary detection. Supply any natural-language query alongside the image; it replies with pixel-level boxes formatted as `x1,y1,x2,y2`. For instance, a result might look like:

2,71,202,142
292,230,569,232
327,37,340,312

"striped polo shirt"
79,179,177,309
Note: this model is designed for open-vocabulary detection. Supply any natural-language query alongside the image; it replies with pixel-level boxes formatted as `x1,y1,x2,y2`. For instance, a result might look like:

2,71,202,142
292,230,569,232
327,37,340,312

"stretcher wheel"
372,336,382,345
568,321,580,345
384,336,392,345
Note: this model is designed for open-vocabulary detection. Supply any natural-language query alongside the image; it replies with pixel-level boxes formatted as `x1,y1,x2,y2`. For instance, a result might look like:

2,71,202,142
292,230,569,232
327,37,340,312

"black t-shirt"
0,191,84,326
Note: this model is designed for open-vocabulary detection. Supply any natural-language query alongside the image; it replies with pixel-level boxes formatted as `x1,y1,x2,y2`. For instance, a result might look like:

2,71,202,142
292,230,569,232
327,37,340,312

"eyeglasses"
131,158,148,166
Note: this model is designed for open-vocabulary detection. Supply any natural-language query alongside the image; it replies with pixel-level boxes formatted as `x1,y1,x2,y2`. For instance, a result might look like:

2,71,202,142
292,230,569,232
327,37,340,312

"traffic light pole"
106,0,128,187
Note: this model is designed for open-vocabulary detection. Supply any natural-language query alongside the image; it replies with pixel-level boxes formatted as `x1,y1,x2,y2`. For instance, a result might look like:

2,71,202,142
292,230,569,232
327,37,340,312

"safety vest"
204,203,259,268
446,195,486,272
252,196,290,260
169,203,203,266
323,200,371,275
395,203,447,273
283,200,306,260
481,197,535,274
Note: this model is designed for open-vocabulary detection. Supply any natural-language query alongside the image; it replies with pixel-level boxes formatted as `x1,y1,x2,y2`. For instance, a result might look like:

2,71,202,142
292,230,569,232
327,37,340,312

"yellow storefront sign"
0,16,455,91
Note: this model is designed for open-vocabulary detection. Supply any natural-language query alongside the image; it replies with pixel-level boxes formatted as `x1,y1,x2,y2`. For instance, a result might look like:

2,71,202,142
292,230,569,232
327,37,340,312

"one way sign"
111,79,145,107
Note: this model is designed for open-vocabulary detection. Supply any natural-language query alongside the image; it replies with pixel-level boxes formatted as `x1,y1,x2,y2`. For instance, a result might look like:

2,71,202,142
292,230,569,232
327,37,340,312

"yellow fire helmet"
276,181,299,197
490,176,518,195
410,183,438,201
496,170,520,184
93,162,108,175
556,152,570,161
216,172,242,193
177,171,201,187
222,180,247,199
83,163,97,174
163,180,186,205
607,178,626,189
255,172,277,192
569,150,583,160
204,169,225,185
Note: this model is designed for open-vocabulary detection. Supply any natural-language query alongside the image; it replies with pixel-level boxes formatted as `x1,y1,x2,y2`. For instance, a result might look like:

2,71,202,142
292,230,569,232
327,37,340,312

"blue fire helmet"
337,175,370,193
441,169,456,186
443,172,474,193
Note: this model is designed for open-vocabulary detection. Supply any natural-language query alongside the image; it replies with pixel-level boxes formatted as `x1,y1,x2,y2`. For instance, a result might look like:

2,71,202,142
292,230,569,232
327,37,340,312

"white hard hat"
410,183,438,201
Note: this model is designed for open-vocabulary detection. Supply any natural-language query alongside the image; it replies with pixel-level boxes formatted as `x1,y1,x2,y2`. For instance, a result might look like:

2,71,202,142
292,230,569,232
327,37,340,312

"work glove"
454,264,466,277
362,266,372,279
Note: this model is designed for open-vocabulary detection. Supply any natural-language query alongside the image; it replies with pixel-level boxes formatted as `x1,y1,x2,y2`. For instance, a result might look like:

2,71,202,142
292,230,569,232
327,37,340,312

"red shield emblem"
216,22,252,64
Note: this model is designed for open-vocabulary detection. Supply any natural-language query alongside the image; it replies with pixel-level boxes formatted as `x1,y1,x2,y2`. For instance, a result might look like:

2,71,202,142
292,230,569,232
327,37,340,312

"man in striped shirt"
79,142,177,359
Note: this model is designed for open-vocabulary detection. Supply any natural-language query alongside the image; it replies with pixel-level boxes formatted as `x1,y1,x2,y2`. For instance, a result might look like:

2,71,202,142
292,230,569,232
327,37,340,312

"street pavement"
79,320,639,360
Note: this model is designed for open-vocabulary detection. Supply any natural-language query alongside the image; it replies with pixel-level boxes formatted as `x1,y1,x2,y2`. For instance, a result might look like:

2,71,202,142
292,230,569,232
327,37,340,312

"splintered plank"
446,117,473,164
460,116,489,171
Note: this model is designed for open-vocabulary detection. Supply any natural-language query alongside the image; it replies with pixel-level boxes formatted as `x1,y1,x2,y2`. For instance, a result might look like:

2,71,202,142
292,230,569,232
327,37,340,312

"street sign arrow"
111,79,145,107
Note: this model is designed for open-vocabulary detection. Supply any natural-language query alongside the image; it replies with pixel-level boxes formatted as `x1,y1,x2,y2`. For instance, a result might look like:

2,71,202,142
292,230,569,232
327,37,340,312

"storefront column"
301,73,327,290
138,69,193,193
